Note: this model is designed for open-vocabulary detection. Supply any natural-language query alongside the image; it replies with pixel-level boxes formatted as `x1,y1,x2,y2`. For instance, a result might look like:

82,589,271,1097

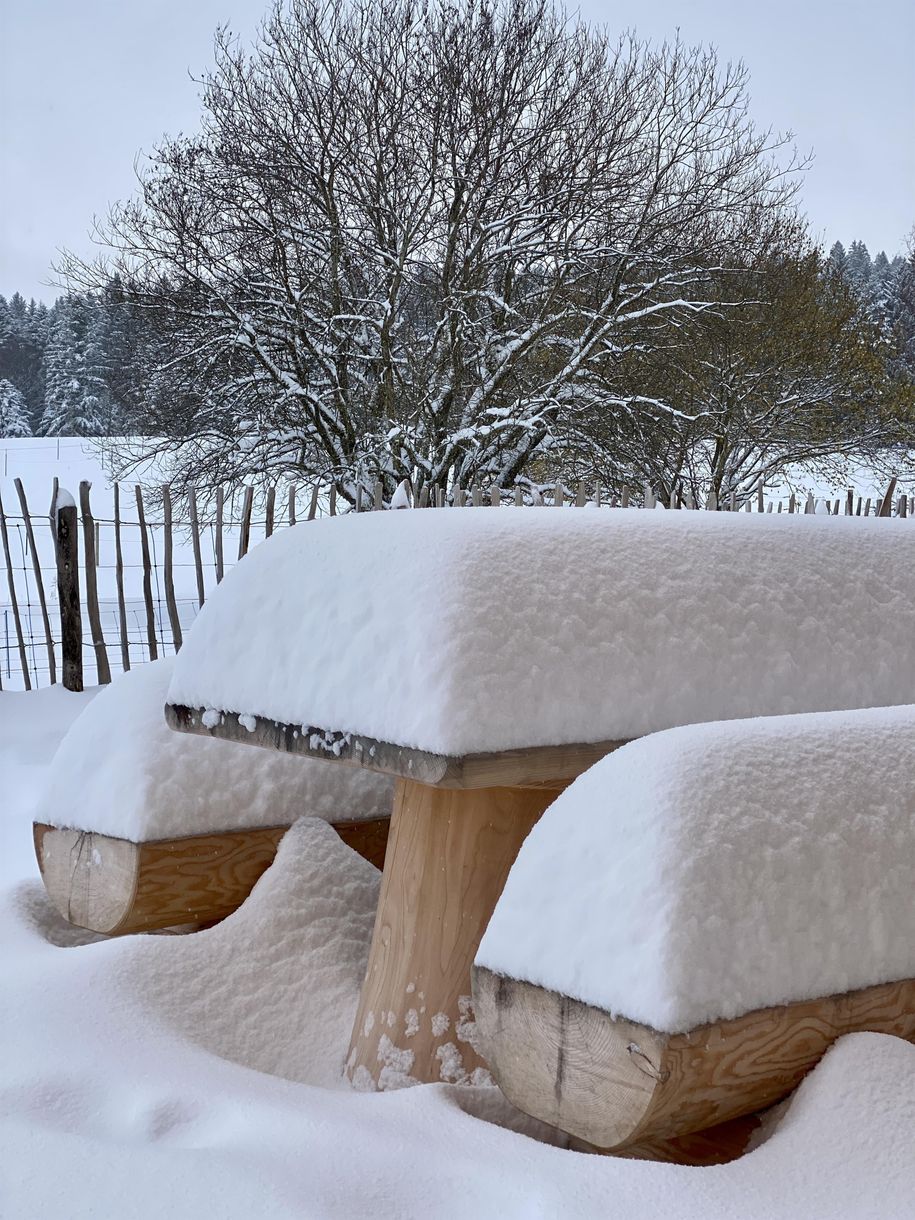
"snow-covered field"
3,686,915,1218
2,437,911,692
0,438,250,689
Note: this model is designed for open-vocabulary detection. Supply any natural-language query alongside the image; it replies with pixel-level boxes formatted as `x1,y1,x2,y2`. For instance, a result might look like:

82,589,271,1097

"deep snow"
478,705,915,1031
2,686,915,1218
35,659,393,839
169,508,915,756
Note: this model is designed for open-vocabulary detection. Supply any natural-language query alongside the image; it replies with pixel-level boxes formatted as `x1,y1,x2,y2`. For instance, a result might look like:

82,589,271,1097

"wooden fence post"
0,490,31,690
265,486,276,538
135,486,159,662
113,483,131,673
215,487,225,583
162,485,183,651
238,485,254,558
14,478,56,685
78,481,111,683
188,489,206,610
55,490,83,692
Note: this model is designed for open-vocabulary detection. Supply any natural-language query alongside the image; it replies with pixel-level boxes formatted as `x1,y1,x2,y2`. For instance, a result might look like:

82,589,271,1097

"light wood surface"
345,779,562,1090
166,703,626,789
33,817,390,936
472,966,915,1150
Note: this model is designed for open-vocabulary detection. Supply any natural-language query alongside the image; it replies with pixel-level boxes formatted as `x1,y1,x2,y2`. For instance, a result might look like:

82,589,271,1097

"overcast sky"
1,0,912,302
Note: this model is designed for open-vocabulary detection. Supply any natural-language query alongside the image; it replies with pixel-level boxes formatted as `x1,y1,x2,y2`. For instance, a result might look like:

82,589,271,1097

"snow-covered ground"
2,687,915,1218
2,437,911,692
0,438,258,689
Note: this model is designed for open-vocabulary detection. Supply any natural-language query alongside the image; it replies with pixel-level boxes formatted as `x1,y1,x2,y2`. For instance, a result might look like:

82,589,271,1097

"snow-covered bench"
473,705,915,1157
33,660,393,934
163,507,915,1088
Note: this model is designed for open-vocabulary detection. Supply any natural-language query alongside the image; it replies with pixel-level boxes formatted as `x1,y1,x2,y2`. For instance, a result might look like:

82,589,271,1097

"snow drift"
168,508,915,756
477,704,915,1032
34,659,393,840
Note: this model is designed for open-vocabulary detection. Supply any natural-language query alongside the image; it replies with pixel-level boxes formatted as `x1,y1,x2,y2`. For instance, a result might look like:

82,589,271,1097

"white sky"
1,0,912,302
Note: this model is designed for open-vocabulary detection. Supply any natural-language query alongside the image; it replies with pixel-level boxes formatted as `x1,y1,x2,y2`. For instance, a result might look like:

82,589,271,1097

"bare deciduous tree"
573,251,915,503
63,0,804,502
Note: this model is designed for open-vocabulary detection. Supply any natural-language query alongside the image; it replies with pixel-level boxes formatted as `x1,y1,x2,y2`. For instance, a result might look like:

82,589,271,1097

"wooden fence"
0,475,912,692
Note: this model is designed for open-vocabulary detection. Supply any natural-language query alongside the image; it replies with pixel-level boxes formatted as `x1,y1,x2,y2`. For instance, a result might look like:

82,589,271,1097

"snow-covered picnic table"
165,506,915,1089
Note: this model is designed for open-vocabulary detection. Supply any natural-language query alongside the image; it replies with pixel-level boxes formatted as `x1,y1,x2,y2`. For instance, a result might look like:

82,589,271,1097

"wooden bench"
472,705,915,1159
32,658,393,935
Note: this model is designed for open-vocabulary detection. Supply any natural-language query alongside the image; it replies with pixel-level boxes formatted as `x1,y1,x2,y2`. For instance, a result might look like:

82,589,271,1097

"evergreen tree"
0,379,33,437
39,296,102,436
82,298,116,432
0,292,47,426
846,240,873,293
827,241,848,276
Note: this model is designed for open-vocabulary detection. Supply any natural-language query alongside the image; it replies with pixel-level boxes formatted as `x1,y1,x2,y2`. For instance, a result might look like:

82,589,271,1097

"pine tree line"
1,232,913,443
0,279,152,438
827,238,915,380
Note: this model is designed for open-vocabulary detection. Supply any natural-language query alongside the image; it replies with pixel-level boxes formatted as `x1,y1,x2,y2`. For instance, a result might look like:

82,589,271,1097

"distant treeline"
2,238,913,447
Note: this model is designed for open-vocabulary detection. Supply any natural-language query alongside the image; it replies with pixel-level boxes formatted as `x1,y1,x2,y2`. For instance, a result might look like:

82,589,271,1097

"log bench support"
472,966,915,1152
346,779,562,1091
34,817,390,936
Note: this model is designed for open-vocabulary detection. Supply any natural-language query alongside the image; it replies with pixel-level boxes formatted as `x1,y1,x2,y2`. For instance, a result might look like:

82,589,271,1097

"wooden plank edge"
165,703,627,789
34,816,390,935
472,965,915,1151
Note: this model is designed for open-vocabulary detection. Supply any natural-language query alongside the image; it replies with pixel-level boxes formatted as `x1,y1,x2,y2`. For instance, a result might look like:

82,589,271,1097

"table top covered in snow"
166,508,915,769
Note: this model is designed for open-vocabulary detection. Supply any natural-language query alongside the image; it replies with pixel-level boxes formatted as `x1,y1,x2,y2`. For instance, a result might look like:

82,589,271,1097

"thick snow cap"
168,508,915,757
477,704,915,1032
36,659,393,840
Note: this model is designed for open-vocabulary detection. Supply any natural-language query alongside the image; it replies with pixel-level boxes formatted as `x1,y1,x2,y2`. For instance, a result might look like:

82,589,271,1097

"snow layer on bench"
168,509,915,756
35,660,393,840
477,704,915,1032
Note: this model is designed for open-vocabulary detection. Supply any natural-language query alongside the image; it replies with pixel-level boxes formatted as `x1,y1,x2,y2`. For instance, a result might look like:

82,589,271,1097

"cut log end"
472,966,915,1152
34,816,390,936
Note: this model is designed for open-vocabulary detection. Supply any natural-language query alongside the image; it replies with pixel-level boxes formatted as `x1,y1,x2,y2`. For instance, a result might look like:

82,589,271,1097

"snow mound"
168,509,915,756
477,704,915,1032
122,817,381,1086
34,660,393,840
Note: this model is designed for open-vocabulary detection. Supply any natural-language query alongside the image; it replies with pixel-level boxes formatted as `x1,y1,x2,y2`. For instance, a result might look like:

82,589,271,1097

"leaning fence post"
14,477,56,685
135,485,159,662
161,485,183,652
79,481,111,683
55,488,83,692
0,490,31,690
113,483,131,673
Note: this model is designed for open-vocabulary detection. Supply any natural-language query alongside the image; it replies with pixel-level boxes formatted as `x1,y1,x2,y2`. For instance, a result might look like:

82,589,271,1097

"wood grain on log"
33,817,390,936
472,967,915,1151
345,778,563,1090
166,703,626,790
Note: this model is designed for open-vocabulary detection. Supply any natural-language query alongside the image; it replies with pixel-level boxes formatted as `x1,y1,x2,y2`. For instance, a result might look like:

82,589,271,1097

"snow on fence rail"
0,475,912,691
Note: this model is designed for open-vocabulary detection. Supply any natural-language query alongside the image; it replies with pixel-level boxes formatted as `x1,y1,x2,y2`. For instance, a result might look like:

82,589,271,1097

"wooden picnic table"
167,703,625,1088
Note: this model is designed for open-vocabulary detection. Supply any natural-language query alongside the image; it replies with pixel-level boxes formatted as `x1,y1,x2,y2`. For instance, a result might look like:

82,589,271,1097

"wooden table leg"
346,778,561,1091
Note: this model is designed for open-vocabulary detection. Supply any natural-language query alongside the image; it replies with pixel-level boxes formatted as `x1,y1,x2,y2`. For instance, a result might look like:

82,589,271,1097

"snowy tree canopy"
62,0,809,502
0,378,32,437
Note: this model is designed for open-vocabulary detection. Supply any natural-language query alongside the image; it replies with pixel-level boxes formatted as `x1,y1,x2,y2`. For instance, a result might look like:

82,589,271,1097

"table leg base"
346,778,560,1090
